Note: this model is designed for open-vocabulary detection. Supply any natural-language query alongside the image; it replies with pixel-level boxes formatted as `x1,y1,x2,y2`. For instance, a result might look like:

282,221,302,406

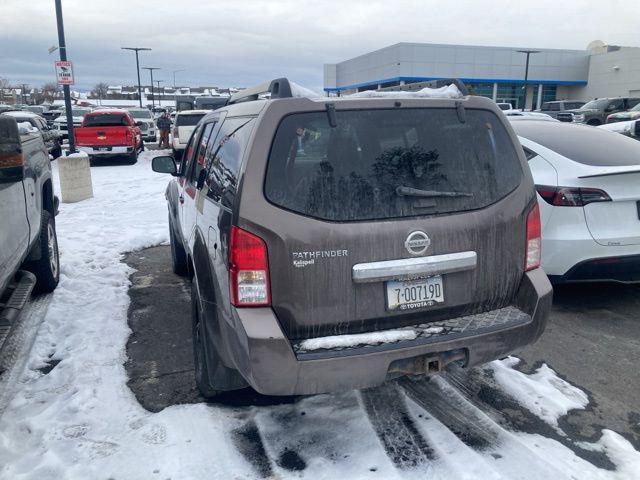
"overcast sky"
1,0,638,91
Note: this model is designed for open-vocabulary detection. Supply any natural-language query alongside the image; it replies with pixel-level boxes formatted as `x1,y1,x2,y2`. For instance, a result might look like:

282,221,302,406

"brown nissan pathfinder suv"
152,78,552,397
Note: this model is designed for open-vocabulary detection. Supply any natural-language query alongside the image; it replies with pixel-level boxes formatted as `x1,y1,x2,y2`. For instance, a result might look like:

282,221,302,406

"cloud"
1,0,639,90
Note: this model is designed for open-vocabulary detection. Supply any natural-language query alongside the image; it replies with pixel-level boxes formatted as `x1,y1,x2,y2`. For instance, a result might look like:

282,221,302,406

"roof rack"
227,78,293,105
378,78,469,96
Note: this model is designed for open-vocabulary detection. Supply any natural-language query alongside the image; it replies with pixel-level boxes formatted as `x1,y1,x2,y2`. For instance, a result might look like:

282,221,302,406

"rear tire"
26,210,60,293
127,150,138,165
191,281,246,398
169,214,188,276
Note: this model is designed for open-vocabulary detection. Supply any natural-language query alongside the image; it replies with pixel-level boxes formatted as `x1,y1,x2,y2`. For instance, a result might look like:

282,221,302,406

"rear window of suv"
264,108,522,222
176,114,205,127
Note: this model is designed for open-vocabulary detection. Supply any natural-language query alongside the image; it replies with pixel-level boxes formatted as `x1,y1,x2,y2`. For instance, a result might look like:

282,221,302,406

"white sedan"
511,120,640,283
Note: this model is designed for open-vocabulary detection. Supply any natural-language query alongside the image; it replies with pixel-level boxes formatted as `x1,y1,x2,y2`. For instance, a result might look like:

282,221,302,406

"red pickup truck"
75,109,143,164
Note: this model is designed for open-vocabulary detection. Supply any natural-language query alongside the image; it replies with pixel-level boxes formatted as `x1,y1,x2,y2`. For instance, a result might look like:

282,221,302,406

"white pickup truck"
0,115,60,347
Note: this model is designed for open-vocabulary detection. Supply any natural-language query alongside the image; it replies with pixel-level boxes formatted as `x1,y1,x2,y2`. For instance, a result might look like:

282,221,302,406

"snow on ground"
0,151,638,479
489,357,589,428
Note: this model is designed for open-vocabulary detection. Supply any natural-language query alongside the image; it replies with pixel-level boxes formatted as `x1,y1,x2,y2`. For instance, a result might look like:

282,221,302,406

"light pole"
54,0,76,153
155,80,163,107
172,69,185,89
121,47,151,108
517,49,540,111
142,67,160,108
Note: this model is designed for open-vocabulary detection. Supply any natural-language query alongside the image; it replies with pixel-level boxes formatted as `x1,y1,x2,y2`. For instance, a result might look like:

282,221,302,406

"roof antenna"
326,103,337,128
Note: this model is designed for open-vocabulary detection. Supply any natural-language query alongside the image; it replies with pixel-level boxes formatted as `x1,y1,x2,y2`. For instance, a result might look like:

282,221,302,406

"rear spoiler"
579,168,640,179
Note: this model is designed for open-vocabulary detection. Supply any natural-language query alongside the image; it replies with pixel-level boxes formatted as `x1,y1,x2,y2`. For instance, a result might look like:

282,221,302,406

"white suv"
53,107,92,140
172,110,208,158
128,108,156,142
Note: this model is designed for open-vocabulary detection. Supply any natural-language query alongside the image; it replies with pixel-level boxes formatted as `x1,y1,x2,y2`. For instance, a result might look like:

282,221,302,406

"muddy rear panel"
236,96,536,341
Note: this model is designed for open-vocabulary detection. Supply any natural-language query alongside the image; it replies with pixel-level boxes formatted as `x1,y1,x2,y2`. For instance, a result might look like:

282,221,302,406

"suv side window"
182,124,202,180
627,98,640,108
204,117,254,208
607,99,623,111
187,122,216,185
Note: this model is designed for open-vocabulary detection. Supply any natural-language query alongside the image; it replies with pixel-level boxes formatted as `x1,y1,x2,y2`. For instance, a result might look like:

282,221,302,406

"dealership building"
323,41,640,109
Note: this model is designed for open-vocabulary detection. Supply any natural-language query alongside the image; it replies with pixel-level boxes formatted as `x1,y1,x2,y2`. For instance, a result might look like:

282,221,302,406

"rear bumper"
172,139,186,151
549,254,640,284
77,146,133,156
224,268,552,395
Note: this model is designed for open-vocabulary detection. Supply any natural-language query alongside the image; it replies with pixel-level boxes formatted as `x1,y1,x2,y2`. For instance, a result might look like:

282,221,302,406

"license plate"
95,147,110,151
386,276,444,311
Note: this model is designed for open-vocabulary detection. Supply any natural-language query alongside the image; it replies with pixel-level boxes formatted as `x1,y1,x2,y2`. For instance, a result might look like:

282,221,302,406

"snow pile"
17,122,38,134
0,152,253,479
298,329,417,351
349,83,463,99
488,357,589,427
289,81,323,99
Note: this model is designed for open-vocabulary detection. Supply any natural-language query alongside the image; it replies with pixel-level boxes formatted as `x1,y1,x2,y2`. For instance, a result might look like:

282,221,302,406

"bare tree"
0,77,11,103
41,82,60,103
92,82,109,103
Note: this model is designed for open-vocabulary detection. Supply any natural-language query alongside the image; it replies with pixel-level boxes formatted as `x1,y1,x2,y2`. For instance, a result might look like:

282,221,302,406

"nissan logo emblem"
405,231,431,256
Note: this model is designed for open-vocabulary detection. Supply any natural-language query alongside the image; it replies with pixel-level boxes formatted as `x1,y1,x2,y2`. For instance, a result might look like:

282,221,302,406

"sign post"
54,0,77,154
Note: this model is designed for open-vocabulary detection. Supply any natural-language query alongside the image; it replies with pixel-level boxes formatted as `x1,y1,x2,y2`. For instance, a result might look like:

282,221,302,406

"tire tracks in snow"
399,373,596,480
360,382,435,470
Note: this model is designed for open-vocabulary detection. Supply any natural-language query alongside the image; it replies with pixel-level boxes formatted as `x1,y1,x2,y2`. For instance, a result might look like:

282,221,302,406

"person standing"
157,112,171,149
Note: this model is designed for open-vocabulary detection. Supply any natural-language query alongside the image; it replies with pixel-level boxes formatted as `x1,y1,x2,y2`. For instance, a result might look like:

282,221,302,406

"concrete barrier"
57,152,94,203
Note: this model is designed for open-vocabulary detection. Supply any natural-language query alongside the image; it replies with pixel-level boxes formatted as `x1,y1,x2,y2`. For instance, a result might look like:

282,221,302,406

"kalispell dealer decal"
292,250,348,268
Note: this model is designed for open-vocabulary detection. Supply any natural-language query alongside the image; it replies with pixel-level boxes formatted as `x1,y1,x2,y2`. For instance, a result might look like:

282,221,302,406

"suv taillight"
525,203,541,272
229,226,271,307
172,127,178,137
536,185,611,207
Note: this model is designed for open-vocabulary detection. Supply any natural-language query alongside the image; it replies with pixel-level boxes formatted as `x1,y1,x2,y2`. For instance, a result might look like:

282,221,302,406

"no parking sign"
55,60,74,85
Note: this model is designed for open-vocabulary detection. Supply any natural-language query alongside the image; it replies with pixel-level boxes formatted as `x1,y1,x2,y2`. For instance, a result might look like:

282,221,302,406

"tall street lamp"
142,67,160,108
54,0,76,153
172,69,185,89
121,47,151,108
517,49,540,111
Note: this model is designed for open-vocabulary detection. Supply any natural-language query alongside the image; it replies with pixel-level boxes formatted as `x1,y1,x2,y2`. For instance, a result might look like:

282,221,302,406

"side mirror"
0,116,25,184
152,155,178,176
633,120,640,138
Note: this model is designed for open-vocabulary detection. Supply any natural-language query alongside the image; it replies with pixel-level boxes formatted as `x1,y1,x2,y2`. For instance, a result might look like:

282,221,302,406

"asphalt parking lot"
125,245,640,456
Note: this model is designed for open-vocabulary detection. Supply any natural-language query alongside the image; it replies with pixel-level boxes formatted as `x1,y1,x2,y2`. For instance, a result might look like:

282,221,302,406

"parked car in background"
513,120,640,283
171,110,208,158
504,111,556,121
0,104,14,114
74,109,143,164
557,97,640,125
606,102,640,124
23,105,47,115
599,119,640,140
42,108,62,127
0,116,60,346
1,111,63,158
53,107,92,139
127,108,156,142
536,100,585,119
496,102,513,111
152,78,552,398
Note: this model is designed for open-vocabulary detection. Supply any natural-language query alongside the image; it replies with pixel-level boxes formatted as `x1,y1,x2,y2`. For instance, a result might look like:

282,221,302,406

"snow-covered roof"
347,84,464,99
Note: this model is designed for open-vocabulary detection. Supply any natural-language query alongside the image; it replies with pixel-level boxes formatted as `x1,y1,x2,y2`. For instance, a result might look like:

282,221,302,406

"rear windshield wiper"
395,186,473,198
